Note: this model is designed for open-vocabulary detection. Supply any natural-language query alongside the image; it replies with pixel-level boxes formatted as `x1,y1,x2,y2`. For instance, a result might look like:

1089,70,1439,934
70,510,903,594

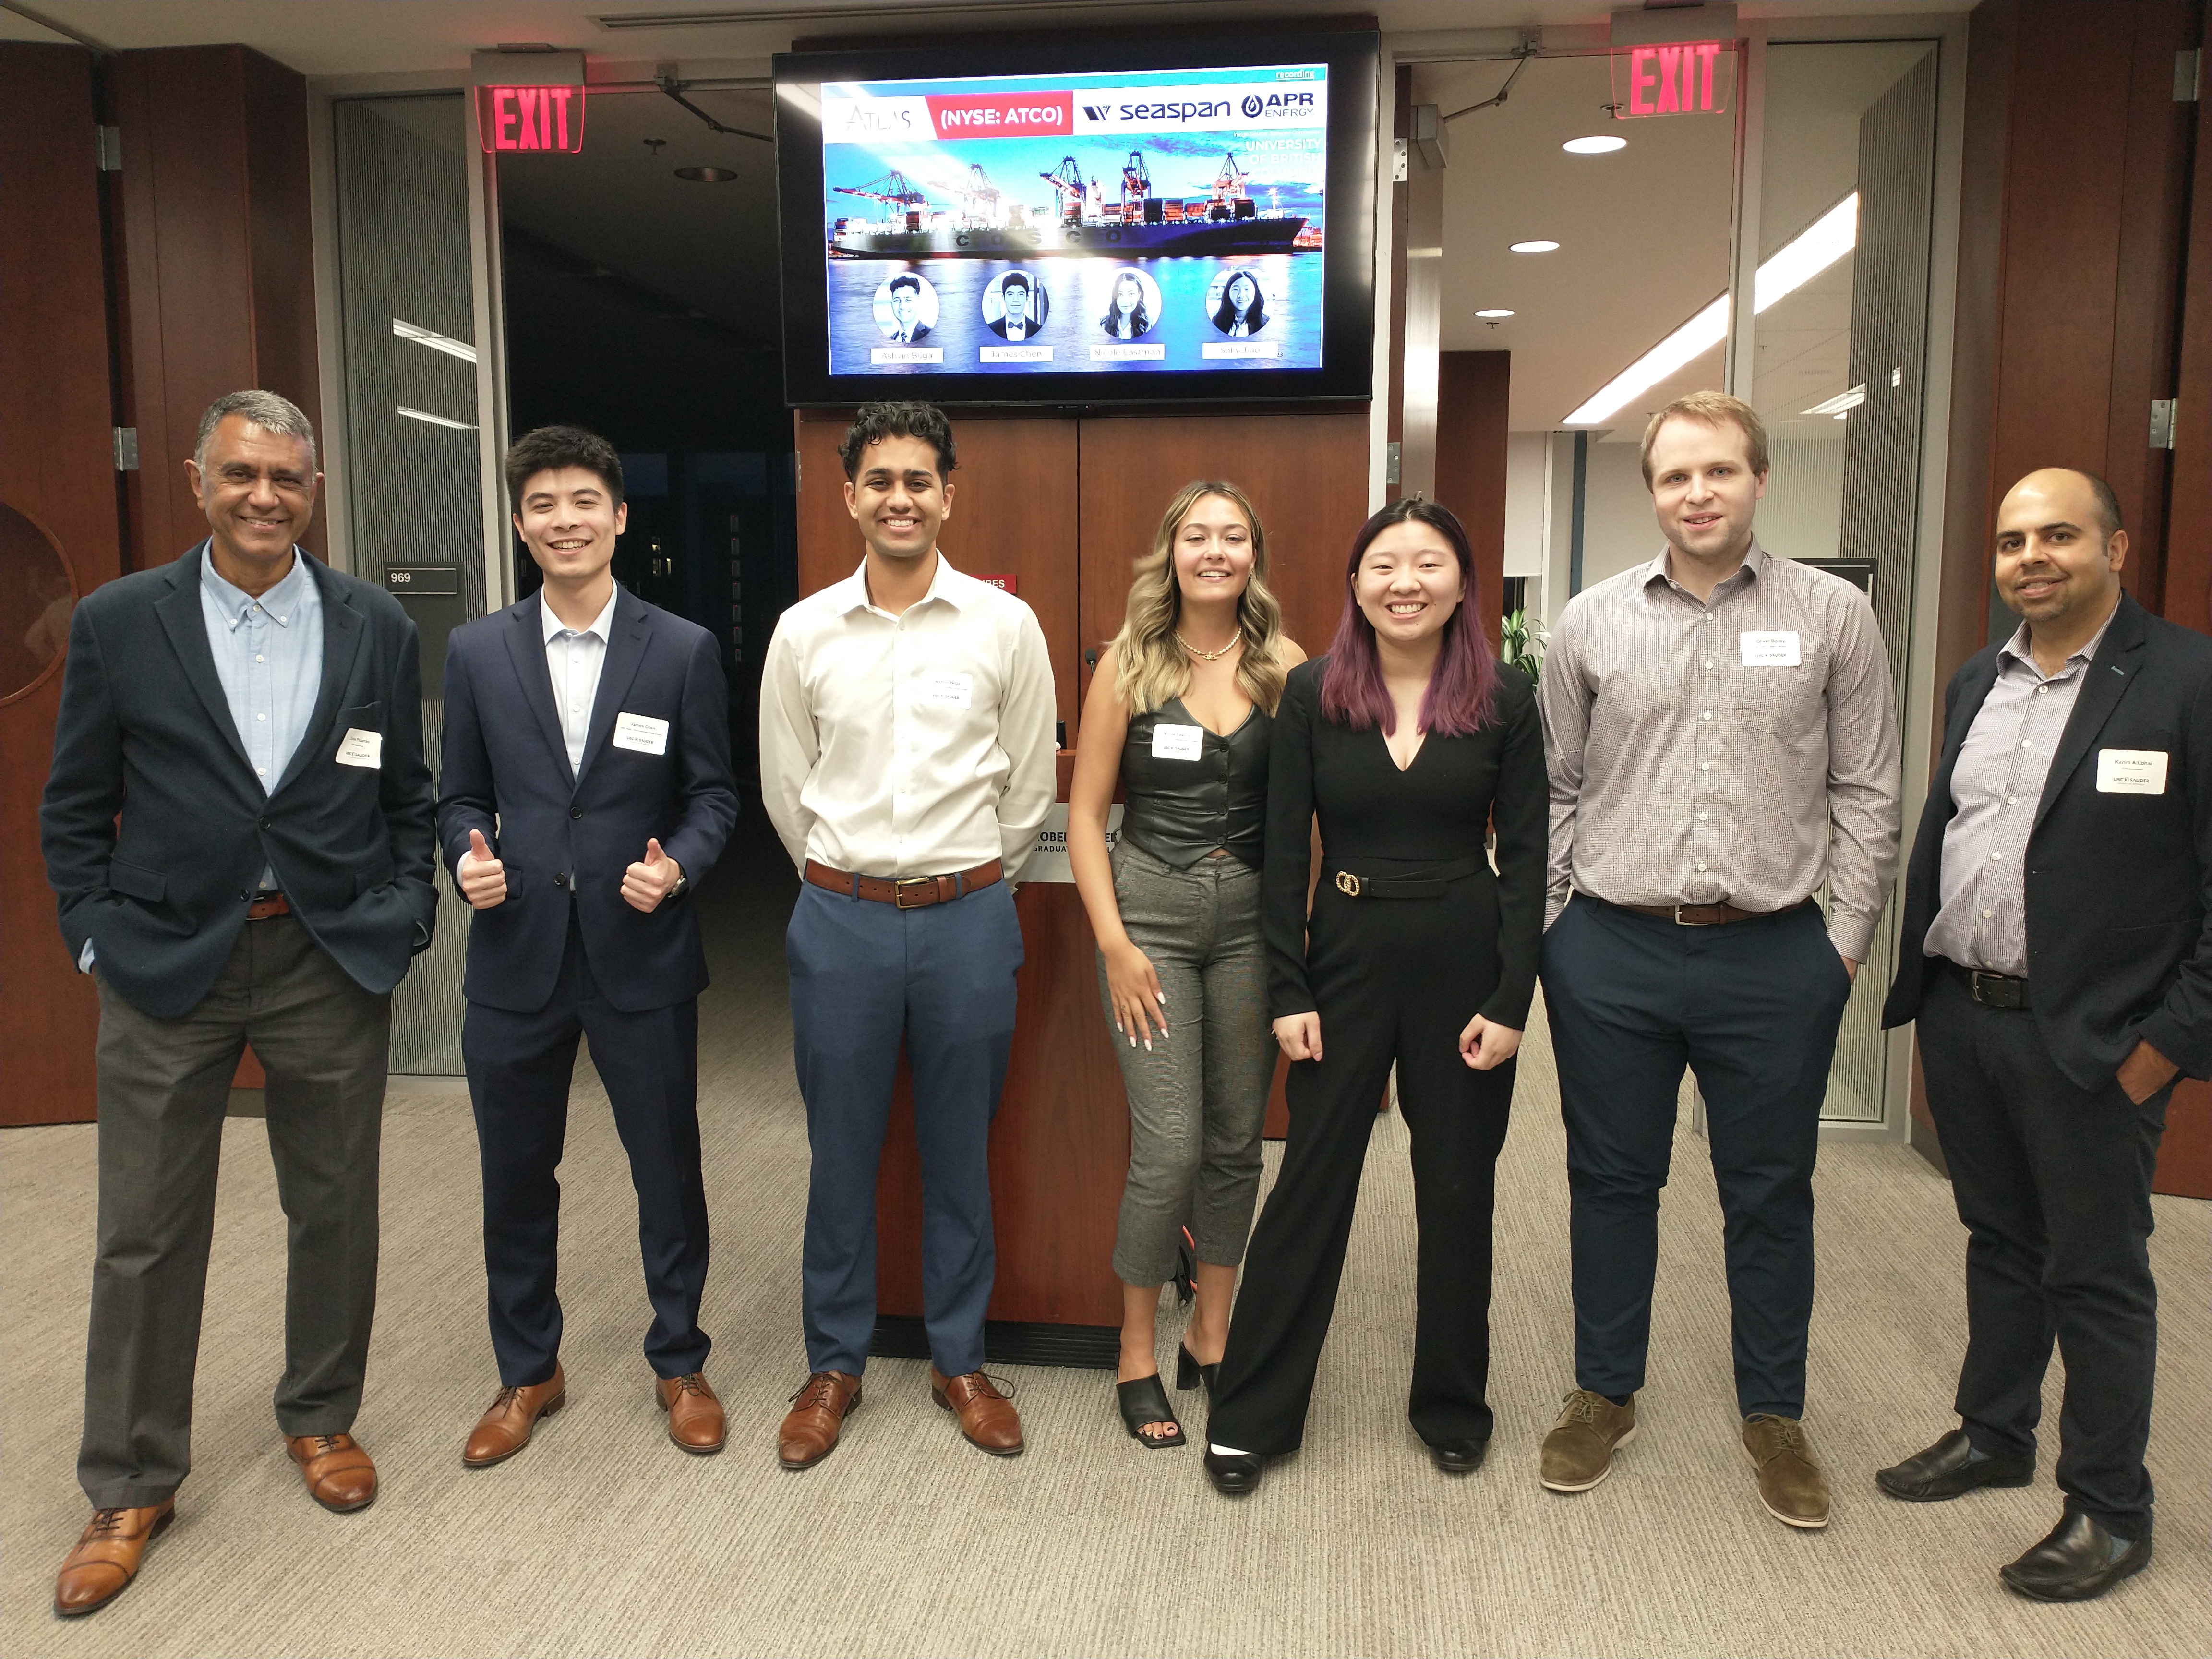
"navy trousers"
787,879,1022,1378
1917,968,2169,1539
463,910,711,1387
1540,895,1851,1419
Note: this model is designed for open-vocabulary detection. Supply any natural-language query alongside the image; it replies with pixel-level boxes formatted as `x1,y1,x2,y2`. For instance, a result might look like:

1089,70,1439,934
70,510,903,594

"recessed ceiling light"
675,166,737,183
1474,308,1515,318
1509,240,1560,254
1562,135,1627,155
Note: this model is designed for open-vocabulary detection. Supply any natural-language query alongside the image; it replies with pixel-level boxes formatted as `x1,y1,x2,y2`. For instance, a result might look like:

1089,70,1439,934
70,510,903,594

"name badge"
612,712,670,756
1740,630,1802,666
2097,749,2168,795
1151,722,1205,761
335,727,383,769
923,671,974,709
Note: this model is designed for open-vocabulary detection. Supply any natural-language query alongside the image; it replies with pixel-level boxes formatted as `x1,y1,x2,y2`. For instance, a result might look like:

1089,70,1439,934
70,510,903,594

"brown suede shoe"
54,1501,174,1618
1539,1389,1637,1492
285,1432,378,1512
930,1367,1024,1456
779,1370,861,1470
656,1372,726,1454
1744,1413,1831,1529
463,1363,567,1468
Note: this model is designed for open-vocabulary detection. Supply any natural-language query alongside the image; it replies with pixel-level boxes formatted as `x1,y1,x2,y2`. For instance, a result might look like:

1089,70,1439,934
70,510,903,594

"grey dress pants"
79,914,391,1508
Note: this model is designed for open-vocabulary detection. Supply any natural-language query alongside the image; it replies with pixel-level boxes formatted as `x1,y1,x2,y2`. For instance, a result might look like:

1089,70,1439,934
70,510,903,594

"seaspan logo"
1111,98,1233,123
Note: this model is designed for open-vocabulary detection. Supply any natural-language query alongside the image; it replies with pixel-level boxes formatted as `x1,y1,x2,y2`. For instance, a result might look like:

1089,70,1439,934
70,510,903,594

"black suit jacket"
436,587,738,1015
41,544,438,1020
1882,592,2212,1088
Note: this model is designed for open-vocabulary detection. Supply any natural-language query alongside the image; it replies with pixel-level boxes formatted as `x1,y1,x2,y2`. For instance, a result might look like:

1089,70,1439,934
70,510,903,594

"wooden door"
1,45,121,1125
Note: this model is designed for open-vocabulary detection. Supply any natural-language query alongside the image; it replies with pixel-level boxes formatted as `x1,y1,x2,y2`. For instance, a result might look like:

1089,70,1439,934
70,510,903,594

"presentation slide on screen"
817,63,1329,378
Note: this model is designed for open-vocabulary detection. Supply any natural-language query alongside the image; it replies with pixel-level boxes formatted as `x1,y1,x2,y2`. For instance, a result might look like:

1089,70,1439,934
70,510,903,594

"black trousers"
462,910,710,1386
1917,968,2171,1539
1208,872,1515,1455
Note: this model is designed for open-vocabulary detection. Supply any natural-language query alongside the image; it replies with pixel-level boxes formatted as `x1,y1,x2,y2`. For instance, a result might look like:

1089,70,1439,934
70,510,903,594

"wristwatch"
669,873,689,900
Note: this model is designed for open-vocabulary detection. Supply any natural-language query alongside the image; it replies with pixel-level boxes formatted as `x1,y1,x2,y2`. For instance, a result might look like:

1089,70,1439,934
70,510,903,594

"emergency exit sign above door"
470,49,587,154
1611,41,1737,119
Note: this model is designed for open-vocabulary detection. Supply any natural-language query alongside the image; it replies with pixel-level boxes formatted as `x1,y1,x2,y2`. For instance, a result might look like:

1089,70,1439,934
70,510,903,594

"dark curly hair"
838,401,958,481
505,424,623,505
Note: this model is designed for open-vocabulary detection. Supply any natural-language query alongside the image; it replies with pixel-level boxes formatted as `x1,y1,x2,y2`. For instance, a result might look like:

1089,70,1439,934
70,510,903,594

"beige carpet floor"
4,853,2206,1658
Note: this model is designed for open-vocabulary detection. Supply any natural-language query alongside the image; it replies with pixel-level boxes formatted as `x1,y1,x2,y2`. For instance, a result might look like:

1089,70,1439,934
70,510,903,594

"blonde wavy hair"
1109,480,1289,717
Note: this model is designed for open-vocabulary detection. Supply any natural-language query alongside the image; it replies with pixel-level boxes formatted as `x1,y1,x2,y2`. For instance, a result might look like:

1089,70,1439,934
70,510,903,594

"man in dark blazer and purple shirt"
437,426,739,1468
1878,467,2212,1602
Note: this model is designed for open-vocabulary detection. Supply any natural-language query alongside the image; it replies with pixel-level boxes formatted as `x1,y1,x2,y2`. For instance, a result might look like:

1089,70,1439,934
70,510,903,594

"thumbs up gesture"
458,827,508,909
622,836,684,914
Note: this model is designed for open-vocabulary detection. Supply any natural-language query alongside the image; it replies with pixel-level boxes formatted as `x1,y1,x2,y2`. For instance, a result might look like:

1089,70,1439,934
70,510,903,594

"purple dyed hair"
1318,498,1501,738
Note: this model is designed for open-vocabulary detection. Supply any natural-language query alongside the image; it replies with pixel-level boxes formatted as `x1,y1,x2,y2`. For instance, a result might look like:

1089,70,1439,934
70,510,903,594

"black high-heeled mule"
1175,1342,1221,1394
1116,1374,1185,1448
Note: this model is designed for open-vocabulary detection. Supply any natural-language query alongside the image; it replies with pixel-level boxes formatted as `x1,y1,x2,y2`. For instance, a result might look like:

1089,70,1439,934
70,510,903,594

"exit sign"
1611,41,1736,119
476,84,586,153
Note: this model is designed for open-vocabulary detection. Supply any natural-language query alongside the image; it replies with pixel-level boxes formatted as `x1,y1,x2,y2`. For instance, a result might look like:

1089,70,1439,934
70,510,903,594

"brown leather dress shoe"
285,1432,378,1512
779,1370,861,1470
657,1372,726,1454
930,1366,1024,1456
463,1363,567,1468
54,1500,174,1618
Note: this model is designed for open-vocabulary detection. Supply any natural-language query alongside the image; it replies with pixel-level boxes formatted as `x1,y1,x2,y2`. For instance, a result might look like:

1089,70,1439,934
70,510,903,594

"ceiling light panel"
1508,240,1560,253
1562,135,1627,155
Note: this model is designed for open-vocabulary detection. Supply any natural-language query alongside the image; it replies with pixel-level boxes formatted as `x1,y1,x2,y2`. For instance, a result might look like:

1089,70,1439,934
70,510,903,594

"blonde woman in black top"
1068,481,1306,1448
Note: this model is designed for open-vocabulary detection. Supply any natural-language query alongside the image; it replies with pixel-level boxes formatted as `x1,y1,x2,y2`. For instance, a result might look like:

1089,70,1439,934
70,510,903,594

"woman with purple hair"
1201,498,1547,1496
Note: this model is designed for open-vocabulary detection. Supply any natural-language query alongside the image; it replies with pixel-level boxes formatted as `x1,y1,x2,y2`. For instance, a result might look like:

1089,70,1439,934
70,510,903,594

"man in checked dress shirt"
1535,390,1901,1531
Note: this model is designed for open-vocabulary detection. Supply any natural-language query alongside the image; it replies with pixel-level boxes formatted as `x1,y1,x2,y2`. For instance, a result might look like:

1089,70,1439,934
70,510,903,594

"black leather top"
1118,696,1272,869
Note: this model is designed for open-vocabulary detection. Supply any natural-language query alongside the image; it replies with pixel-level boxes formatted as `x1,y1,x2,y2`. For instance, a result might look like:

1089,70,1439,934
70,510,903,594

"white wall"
1502,430,1549,621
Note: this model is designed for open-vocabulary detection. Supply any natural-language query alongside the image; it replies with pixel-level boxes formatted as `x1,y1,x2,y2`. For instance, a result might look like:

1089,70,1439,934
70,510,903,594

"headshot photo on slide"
1207,267,1270,337
983,269,1050,339
1098,267,1161,339
874,272,939,343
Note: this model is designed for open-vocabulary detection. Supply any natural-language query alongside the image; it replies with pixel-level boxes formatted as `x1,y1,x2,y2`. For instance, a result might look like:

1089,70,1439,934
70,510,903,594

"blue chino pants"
787,879,1022,1378
1540,894,1852,1419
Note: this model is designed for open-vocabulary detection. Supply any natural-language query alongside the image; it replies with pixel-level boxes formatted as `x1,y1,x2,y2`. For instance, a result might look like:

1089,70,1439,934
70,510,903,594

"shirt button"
1701,710,1713,720
1699,762,1711,772
1694,861,1708,872
256,654,264,663
2036,685,2049,695
1991,851,2002,861
256,712,267,722
2006,794,2018,805
1697,812,1708,822
1702,661,1713,670
2020,739,2032,749
256,767,267,777
1704,613,1714,622
1982,908,1993,919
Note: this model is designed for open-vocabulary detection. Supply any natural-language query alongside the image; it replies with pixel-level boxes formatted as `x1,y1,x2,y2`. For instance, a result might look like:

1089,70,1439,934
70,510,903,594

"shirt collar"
541,584,619,644
835,551,967,618
1645,540,1767,596
201,544,313,629
1997,598,2120,678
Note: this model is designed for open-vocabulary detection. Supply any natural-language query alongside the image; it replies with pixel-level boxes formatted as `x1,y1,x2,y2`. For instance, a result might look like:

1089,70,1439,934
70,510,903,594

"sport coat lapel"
502,596,574,781
2034,593,2150,834
154,545,255,775
575,589,650,790
276,557,366,794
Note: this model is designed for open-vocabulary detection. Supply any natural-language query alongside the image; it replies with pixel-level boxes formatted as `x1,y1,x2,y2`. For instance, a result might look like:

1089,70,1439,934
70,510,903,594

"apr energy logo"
1243,89,1318,119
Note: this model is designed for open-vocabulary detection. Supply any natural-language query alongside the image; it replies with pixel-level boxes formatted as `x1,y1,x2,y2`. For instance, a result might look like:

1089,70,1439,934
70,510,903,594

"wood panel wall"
1434,350,1511,650
0,44,119,1126
1924,0,2209,1195
107,45,322,574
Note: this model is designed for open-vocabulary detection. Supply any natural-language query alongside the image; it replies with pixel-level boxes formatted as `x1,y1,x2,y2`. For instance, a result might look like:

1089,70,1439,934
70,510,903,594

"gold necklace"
1174,630,1239,661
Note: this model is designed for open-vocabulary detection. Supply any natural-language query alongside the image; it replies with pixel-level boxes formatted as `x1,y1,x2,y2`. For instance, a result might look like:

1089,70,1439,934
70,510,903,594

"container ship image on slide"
829,151,1321,258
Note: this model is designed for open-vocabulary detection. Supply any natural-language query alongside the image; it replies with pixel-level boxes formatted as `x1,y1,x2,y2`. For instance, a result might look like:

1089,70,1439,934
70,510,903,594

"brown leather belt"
1589,892,1816,927
246,892,291,921
805,858,1003,909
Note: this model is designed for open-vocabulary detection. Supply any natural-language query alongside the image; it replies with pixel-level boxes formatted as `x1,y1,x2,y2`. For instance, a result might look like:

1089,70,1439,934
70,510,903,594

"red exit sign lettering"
476,84,586,153
1611,41,1736,119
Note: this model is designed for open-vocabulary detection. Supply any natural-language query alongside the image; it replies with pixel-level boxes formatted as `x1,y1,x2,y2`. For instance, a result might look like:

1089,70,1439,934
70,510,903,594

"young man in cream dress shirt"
760,401,1056,1469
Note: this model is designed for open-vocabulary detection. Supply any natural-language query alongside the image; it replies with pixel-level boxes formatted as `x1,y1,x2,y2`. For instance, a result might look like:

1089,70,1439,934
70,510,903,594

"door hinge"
1391,137,1409,184
2176,48,2201,103
95,125,122,171
113,427,139,470
2149,399,2177,451
1385,441,1403,485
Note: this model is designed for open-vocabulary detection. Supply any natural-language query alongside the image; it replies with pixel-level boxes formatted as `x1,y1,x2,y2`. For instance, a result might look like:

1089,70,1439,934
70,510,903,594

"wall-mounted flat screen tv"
775,31,1378,406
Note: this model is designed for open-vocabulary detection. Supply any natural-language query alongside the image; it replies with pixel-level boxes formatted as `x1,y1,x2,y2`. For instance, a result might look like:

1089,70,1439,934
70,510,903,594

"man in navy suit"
1878,468,2212,1601
437,426,739,1467
41,390,437,1617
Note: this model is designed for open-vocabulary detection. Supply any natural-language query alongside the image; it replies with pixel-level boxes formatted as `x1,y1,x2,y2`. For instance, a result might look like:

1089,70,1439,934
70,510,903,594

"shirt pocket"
1737,648,1827,742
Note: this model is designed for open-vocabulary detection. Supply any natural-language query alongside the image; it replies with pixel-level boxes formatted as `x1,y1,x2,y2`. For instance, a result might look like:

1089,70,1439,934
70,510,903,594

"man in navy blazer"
41,390,436,1617
1878,468,2212,1601
438,426,738,1467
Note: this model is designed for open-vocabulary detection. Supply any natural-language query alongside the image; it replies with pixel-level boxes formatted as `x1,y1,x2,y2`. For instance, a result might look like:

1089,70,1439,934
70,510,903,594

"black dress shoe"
1203,1446,1263,1495
1428,1438,1488,1475
1875,1429,2033,1502
1999,1511,2152,1602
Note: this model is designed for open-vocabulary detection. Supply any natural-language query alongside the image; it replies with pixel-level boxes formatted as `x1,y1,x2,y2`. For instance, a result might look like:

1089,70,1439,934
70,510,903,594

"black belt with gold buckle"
1328,856,1488,900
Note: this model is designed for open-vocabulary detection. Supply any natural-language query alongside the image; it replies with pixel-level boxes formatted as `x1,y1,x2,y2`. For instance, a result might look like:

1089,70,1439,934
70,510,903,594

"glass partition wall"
1434,29,1946,1134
